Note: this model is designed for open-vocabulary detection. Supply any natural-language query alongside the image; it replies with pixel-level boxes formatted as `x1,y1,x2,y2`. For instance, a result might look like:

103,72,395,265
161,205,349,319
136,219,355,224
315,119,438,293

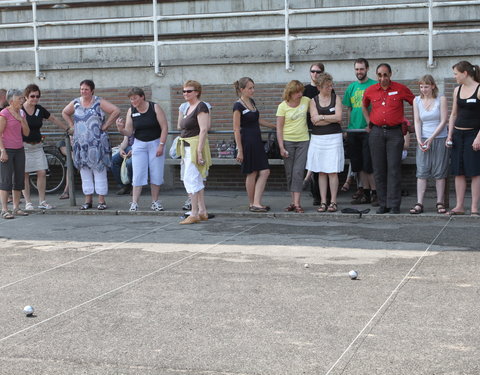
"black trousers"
368,126,404,208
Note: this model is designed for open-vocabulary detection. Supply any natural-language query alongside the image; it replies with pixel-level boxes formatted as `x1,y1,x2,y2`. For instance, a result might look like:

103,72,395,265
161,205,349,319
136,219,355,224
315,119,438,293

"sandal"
97,202,107,210
327,202,338,212
249,206,268,212
317,203,328,212
1,210,14,219
59,192,69,200
352,188,364,200
13,208,28,216
284,203,296,212
436,202,446,214
79,202,92,210
341,178,352,192
294,205,304,213
409,203,424,214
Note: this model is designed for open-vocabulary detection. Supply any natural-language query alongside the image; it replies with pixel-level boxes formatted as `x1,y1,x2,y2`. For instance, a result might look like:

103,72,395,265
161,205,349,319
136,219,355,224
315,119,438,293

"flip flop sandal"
294,206,304,213
317,203,328,212
13,208,28,216
327,202,338,212
249,206,268,212
97,203,107,210
435,203,447,214
79,202,93,210
1,211,14,219
447,210,465,216
409,203,424,214
284,203,296,212
59,192,69,199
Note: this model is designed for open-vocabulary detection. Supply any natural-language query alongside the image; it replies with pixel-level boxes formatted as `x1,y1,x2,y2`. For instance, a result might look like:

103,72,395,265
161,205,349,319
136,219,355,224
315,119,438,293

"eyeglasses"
29,95,40,98
182,89,196,93
310,70,323,74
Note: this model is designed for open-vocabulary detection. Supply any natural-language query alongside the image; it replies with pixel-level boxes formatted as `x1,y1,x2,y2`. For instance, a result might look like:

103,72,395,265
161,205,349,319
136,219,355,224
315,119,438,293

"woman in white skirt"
307,73,344,212
22,84,69,210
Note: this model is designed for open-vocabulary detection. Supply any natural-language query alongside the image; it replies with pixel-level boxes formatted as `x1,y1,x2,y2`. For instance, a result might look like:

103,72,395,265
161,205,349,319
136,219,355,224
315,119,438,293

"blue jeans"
111,146,133,187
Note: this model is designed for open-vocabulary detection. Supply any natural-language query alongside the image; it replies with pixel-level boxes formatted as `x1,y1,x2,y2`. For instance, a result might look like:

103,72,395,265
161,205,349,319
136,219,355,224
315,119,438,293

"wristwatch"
321,115,325,121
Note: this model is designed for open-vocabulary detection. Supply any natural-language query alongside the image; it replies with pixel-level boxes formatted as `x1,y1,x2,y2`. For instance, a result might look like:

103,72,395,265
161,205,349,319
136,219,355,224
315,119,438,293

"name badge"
132,112,141,117
35,109,40,117
467,98,477,103
242,109,250,115
329,108,335,113
388,91,398,96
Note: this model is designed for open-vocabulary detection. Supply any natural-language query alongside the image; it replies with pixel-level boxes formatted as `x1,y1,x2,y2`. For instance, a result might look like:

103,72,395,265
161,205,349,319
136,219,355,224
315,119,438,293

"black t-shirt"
303,84,318,129
132,101,161,142
180,102,209,138
22,104,51,143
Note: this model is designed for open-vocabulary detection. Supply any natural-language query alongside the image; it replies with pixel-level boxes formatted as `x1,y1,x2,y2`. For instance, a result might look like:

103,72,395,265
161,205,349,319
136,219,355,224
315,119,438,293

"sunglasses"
310,70,323,74
182,89,196,93
29,95,40,98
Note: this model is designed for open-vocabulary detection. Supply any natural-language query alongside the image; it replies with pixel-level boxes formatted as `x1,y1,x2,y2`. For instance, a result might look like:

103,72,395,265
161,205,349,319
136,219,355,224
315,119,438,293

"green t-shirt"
276,96,310,142
342,78,376,129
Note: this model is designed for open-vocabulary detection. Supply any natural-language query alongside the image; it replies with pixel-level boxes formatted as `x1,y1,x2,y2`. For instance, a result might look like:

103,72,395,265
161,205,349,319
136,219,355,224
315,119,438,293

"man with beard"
362,63,414,214
342,58,378,206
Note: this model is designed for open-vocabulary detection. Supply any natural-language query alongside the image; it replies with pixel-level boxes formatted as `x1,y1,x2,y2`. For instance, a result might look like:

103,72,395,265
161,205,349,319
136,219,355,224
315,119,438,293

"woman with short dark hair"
0,89,31,219
62,80,120,210
116,87,168,212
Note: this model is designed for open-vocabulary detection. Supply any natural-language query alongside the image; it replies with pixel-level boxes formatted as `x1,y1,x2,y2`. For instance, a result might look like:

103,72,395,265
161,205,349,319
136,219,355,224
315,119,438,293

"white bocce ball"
23,305,34,316
348,270,358,280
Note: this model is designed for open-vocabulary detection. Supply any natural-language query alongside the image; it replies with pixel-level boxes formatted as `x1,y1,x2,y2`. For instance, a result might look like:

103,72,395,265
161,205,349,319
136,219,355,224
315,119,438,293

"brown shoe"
199,213,209,221
180,215,200,224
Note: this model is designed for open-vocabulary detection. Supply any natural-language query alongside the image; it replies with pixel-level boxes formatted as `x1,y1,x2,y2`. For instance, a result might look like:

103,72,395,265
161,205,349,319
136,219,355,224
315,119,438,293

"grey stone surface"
0,193,479,374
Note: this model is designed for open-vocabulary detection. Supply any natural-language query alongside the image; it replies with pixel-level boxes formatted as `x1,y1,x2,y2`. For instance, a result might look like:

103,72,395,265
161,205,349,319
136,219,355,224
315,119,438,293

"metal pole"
31,0,41,78
427,0,435,68
64,132,76,207
153,0,159,74
284,0,292,72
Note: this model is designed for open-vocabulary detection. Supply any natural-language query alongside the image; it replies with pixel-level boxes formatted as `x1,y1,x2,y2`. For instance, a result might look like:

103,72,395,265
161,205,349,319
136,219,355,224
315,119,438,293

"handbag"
120,156,131,185
264,132,281,159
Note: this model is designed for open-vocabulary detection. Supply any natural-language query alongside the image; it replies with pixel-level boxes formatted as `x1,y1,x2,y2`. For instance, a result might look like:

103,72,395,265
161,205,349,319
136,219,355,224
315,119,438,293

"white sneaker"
151,200,164,211
129,202,138,212
38,201,54,209
25,202,35,211
182,197,192,211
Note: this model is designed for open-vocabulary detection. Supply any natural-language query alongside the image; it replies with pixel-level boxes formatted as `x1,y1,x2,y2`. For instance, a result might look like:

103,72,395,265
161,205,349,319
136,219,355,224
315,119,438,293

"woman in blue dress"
62,80,120,210
233,77,275,212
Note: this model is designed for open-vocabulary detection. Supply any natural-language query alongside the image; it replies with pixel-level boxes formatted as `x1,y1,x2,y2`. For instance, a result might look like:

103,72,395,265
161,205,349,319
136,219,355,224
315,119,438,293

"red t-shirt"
363,81,414,126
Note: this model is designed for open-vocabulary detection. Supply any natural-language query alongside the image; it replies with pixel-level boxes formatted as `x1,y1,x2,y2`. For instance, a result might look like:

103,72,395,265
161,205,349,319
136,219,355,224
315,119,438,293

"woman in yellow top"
276,80,310,213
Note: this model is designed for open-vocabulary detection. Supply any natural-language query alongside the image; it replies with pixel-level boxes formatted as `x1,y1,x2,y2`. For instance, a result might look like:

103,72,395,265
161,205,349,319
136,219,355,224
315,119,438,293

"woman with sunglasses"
22,84,69,211
176,80,211,224
0,89,31,219
116,87,168,212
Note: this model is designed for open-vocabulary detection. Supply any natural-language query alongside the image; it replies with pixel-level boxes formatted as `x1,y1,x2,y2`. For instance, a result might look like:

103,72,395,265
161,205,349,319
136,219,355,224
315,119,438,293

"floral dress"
72,96,111,171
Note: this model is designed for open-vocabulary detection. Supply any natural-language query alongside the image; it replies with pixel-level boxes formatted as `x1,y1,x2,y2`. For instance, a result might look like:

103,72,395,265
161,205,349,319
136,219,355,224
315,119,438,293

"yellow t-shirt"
276,96,310,142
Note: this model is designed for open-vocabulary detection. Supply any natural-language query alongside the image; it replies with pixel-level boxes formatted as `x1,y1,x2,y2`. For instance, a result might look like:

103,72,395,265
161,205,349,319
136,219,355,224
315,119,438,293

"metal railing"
1,0,479,78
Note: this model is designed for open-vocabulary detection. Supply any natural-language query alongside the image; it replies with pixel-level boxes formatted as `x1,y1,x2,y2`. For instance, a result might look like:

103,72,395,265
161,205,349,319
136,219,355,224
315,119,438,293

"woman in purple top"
0,89,31,219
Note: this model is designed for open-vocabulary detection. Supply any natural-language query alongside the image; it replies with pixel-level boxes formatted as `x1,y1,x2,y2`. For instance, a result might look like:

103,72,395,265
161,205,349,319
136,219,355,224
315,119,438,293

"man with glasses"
303,62,325,205
343,58,378,206
362,63,414,214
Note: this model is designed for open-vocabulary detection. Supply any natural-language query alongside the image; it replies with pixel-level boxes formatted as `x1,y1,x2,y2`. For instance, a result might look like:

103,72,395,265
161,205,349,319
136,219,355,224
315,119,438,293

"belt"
371,123,402,130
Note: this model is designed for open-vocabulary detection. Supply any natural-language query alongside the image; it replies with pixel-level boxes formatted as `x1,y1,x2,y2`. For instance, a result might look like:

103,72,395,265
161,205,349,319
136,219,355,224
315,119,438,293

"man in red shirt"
362,63,414,213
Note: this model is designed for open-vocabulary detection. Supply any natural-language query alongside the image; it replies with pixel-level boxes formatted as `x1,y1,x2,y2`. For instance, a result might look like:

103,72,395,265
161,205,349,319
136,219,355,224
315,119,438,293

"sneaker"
25,202,35,211
182,198,191,211
151,200,164,211
38,201,54,210
129,202,138,212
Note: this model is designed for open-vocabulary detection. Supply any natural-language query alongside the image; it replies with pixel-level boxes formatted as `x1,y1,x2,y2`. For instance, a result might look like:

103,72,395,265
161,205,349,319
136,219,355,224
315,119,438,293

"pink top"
0,108,24,149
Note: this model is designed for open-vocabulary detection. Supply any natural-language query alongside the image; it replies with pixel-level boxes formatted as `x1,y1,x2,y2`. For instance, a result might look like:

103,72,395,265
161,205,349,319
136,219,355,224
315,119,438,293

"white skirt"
24,142,48,173
305,133,344,173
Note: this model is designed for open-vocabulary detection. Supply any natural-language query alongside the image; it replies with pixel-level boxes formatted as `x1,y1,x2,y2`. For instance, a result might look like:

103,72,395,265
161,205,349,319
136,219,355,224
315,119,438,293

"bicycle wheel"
29,151,66,194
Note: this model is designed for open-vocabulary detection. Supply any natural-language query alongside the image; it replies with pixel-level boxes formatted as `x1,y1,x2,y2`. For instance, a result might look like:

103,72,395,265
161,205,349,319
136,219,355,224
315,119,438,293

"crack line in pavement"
0,223,260,343
325,216,454,375
0,222,175,291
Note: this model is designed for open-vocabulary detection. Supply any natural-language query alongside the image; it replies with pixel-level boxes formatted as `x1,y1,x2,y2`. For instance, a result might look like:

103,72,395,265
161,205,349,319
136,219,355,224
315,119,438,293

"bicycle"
28,144,66,194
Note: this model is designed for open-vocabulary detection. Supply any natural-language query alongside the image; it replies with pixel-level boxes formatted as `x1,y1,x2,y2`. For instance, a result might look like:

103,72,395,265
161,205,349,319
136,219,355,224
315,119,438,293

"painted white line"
0,223,260,343
324,216,453,375
0,222,174,291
